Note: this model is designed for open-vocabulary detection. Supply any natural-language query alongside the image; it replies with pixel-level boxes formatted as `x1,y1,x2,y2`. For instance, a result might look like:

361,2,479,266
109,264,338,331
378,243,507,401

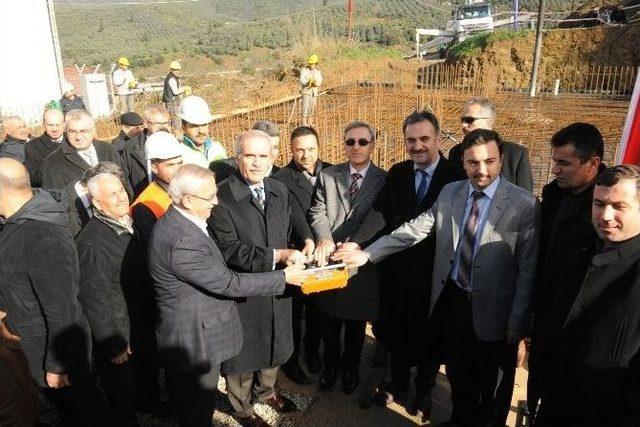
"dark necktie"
254,187,265,210
350,172,362,198
457,190,485,291
415,169,429,205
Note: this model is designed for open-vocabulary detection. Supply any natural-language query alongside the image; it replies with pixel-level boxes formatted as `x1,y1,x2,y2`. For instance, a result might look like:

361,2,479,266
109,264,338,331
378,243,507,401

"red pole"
347,0,355,42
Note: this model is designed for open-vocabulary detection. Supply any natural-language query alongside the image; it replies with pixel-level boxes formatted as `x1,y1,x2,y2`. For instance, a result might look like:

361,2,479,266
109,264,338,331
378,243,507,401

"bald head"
2,116,28,142
0,158,32,218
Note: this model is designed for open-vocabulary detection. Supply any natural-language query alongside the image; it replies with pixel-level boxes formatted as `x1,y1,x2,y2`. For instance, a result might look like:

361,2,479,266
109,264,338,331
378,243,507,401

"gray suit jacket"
366,178,539,341
308,161,386,320
148,206,286,374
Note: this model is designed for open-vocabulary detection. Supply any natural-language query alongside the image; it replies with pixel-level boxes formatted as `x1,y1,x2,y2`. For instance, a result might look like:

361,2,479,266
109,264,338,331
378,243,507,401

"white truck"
449,2,495,38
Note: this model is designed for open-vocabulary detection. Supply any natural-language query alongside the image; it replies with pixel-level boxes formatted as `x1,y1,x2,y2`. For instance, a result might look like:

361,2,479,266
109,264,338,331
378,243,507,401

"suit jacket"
41,140,126,191
448,140,534,192
24,134,64,187
148,206,285,375
272,159,331,246
121,131,149,197
308,161,386,320
351,156,465,344
366,178,539,341
208,172,307,374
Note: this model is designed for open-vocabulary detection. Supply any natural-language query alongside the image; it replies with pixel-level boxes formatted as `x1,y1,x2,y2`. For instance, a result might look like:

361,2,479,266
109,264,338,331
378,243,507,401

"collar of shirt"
174,205,209,236
76,145,97,163
52,136,63,144
93,209,134,235
467,176,501,201
414,154,440,175
74,181,93,215
183,135,212,156
349,161,371,179
246,180,265,195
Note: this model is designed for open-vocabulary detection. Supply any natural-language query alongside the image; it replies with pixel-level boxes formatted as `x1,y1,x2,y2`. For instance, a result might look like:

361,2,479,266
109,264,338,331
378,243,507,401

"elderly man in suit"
309,120,386,395
448,97,534,192
25,109,66,187
41,109,127,192
534,165,640,426
338,129,539,427
273,125,332,384
149,164,307,427
350,110,465,417
208,130,313,426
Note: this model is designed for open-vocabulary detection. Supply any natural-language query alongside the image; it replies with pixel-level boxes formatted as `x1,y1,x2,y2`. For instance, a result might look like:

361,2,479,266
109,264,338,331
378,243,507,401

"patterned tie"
350,172,362,198
457,190,485,291
254,187,265,210
415,169,429,206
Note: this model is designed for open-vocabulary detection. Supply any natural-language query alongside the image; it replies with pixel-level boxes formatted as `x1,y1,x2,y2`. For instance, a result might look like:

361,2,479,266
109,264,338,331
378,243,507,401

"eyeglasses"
460,116,491,125
345,138,372,146
187,193,216,203
67,128,93,136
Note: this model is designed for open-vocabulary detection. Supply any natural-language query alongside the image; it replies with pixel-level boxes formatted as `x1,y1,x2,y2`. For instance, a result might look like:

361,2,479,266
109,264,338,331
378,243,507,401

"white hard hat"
63,82,75,93
178,96,213,125
145,131,184,161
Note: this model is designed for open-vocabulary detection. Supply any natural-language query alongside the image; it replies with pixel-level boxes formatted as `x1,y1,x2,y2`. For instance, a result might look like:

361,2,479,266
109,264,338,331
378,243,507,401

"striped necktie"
350,172,362,198
254,187,265,210
457,190,484,291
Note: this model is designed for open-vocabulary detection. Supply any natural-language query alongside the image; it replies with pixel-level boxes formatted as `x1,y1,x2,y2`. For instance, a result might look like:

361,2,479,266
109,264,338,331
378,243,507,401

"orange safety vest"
130,181,171,219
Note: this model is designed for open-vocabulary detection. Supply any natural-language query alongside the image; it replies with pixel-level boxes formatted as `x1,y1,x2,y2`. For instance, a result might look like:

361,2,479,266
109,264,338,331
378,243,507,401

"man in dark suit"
309,121,386,395
25,109,66,187
41,109,127,192
339,129,539,427
350,111,465,418
120,104,172,197
273,125,331,384
149,164,307,427
0,158,105,426
111,112,144,154
535,165,640,426
209,130,312,426
448,97,534,192
527,123,605,421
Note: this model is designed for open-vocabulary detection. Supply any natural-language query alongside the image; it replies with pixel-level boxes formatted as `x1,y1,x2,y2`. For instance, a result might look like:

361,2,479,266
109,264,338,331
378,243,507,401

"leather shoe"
261,393,298,413
232,413,269,427
305,352,322,374
409,392,432,422
341,368,359,394
319,367,338,391
282,362,311,385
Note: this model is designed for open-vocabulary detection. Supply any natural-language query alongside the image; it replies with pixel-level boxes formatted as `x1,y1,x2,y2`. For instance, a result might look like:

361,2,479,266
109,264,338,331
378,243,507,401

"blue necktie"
416,169,429,205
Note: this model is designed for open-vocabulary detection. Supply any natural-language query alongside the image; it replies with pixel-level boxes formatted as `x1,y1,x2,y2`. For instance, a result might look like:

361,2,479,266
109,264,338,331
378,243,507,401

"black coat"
351,156,465,347
0,136,27,163
149,206,285,374
61,181,92,237
0,190,91,387
41,140,126,191
111,131,130,155
208,172,307,374
24,134,63,187
121,132,149,197
449,140,534,192
551,235,640,425
60,95,85,114
75,216,140,359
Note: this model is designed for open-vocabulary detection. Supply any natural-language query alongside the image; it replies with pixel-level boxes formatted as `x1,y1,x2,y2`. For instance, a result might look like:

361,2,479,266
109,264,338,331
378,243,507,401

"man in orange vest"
129,130,183,413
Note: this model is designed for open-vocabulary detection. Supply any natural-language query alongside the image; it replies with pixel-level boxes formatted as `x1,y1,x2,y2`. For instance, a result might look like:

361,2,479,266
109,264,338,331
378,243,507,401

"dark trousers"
129,305,160,409
0,341,38,426
166,366,220,427
434,281,517,427
287,294,323,365
322,315,366,369
95,355,139,426
225,367,278,418
390,352,438,397
40,375,108,427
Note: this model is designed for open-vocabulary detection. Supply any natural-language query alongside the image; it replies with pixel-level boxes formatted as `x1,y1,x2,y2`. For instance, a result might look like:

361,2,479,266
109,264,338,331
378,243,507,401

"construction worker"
59,82,86,114
112,57,136,114
162,61,191,131
178,96,227,168
300,54,323,126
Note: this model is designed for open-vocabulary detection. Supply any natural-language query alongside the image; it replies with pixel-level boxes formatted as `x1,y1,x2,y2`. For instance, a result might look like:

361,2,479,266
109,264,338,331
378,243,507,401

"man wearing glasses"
309,121,386,395
41,109,126,191
121,104,173,197
448,97,534,192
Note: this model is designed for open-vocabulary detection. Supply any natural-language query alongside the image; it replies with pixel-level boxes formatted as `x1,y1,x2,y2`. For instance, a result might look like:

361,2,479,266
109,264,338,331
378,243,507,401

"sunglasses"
461,116,491,125
345,138,372,146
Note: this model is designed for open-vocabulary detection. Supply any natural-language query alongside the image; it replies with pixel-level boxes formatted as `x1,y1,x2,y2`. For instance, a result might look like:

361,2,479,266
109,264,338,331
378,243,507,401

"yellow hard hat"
169,61,182,70
307,54,319,65
118,57,130,66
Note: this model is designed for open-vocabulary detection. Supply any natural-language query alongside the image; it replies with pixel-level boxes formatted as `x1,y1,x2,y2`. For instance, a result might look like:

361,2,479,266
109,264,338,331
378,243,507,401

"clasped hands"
312,239,369,268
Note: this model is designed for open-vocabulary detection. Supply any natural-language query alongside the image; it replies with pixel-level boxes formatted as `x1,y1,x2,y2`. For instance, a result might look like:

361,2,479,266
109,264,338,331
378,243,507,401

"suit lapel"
228,173,263,215
62,140,91,170
451,181,468,250
351,164,383,211
479,179,510,247
335,163,351,213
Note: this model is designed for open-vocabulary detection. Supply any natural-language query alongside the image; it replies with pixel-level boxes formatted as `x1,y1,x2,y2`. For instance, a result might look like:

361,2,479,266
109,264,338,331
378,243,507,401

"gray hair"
143,104,170,121
234,129,272,156
0,158,31,193
343,120,376,142
64,109,94,128
81,161,125,186
86,172,121,199
464,97,496,120
168,164,215,204
251,121,280,138
1,115,24,129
